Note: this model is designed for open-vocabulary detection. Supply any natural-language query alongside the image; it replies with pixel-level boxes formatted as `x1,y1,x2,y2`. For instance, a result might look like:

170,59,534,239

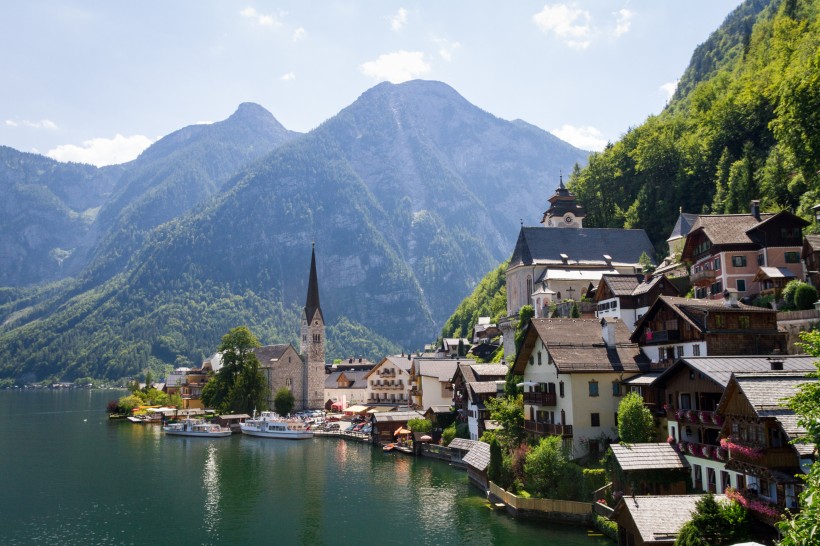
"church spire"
305,243,321,323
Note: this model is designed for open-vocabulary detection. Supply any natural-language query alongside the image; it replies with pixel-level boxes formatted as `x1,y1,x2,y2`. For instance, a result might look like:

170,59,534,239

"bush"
794,283,819,310
441,422,457,445
407,418,432,433
781,279,803,309
594,515,618,541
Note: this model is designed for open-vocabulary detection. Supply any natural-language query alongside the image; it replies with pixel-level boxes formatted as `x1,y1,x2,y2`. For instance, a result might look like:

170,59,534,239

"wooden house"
609,443,689,496
594,274,679,331
802,234,820,289
451,362,508,440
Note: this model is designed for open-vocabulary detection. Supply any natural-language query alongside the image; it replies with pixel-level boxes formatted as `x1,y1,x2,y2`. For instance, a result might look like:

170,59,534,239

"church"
256,245,326,411
503,178,655,357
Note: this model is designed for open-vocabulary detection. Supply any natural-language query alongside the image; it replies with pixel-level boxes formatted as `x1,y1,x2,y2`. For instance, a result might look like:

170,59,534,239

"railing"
675,440,727,462
691,269,716,286
489,482,591,518
645,330,680,343
666,407,724,426
523,391,557,406
524,421,573,437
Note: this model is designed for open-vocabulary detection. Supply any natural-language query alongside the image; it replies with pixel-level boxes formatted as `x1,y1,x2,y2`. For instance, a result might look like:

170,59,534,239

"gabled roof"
253,344,297,366
470,363,508,380
610,443,688,472
462,441,491,472
448,438,481,452
325,370,369,389
372,410,425,423
596,274,678,301
304,244,322,324
468,381,502,396
687,213,775,246
652,355,817,389
803,234,820,257
418,359,459,382
667,212,700,241
513,318,648,374
364,355,413,379
612,495,726,544
509,226,655,268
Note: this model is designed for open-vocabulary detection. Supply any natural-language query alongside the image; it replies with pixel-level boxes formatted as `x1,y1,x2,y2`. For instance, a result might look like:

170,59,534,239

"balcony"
524,420,573,437
523,391,557,406
691,269,717,287
676,440,727,462
644,330,680,344
665,407,724,426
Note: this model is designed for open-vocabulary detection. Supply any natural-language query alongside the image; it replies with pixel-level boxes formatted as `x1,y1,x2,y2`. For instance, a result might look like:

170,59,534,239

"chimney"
723,289,739,308
768,357,784,371
751,200,760,221
601,318,617,348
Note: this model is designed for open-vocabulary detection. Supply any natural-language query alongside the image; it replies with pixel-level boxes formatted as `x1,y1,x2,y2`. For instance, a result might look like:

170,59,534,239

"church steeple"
541,174,586,228
305,242,322,323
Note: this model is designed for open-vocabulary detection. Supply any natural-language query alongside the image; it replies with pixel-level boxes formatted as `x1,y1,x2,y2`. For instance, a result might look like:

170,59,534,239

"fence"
488,482,592,523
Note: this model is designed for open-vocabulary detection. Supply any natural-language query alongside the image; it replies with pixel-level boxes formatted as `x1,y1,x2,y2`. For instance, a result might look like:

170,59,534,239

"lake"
0,390,611,545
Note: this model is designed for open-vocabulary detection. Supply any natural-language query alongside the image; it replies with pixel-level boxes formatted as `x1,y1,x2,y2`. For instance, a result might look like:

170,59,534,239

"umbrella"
394,427,411,435
419,435,432,442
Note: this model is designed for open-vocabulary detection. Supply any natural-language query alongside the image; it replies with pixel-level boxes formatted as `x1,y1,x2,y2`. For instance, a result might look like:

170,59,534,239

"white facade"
365,356,411,405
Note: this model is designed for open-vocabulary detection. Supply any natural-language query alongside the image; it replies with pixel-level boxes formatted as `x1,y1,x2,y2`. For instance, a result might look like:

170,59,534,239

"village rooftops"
509,226,655,268
612,495,727,544
651,355,817,390
610,443,689,472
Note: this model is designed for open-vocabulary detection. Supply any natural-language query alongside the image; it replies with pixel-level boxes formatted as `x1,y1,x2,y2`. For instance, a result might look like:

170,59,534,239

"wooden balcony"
691,269,717,287
644,330,681,343
523,391,557,407
524,420,573,437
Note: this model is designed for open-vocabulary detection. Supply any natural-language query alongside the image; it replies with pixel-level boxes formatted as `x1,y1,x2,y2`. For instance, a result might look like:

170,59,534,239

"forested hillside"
569,0,820,253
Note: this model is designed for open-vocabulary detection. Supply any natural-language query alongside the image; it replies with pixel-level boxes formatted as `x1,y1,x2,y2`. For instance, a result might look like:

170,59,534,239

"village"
140,182,818,546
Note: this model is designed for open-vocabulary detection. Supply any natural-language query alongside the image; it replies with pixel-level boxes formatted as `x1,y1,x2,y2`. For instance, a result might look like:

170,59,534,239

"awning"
367,406,393,413
516,381,538,387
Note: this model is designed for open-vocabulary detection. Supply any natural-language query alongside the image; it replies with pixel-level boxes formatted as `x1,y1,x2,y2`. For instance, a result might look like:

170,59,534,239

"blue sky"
1,1,742,166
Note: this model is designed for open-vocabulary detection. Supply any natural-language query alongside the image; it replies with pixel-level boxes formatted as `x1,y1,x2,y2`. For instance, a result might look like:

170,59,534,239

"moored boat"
163,418,232,438
240,411,313,440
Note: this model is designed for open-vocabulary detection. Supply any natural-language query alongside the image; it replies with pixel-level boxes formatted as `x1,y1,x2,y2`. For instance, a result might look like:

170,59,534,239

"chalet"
594,274,679,331
513,317,649,459
451,362,508,440
630,294,786,366
681,201,808,300
651,355,816,496
441,338,470,358
715,371,817,517
363,355,412,406
802,234,820,289
609,443,689,496
611,494,726,546
409,357,459,411
655,210,699,278
324,370,368,409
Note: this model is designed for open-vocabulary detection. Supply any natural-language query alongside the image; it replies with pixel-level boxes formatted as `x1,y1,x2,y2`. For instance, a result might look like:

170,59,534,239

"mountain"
0,80,587,381
568,0,820,251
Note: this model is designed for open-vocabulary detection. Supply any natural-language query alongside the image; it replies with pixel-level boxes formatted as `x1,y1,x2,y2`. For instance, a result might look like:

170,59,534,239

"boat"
383,443,395,452
240,411,313,440
163,418,232,438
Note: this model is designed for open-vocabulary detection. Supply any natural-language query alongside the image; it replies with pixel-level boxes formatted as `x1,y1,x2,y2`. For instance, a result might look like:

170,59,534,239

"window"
537,351,542,365
529,356,534,366
732,255,747,268
693,345,701,356
559,381,564,398
737,279,746,292
612,382,621,396
591,413,600,427
714,315,725,328
758,253,764,266
710,281,723,295
676,346,684,359
588,381,599,397
785,251,800,263
738,315,750,329
713,257,721,270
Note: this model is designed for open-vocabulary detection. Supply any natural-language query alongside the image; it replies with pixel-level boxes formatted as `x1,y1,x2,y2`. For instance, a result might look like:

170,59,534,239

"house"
611,494,726,546
655,210,700,278
370,410,425,444
165,367,209,409
651,355,816,496
452,362,508,440
462,441,492,490
630,294,786,366
441,338,470,358
594,274,679,331
502,181,656,359
801,234,820,289
409,357,459,411
363,355,412,406
715,371,817,517
681,201,808,300
609,443,689,496
324,370,368,409
512,317,649,459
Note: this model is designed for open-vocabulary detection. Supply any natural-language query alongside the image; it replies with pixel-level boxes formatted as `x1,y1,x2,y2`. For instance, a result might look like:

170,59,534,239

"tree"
201,326,268,414
794,283,819,311
778,330,820,545
524,436,576,499
273,387,295,416
674,494,749,546
570,303,580,318
617,392,657,443
484,395,525,451
488,437,503,484
407,418,432,434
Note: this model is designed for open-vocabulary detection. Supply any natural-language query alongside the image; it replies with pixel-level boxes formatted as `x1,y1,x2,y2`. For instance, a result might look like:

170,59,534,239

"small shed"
216,414,250,433
462,441,491,490
370,410,425,444
610,443,689,496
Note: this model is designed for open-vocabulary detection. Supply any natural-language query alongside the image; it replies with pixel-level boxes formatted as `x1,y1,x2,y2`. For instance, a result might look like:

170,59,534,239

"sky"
1,1,744,167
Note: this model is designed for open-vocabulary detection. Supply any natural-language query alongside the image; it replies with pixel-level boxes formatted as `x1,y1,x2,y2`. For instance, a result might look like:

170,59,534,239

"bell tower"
541,175,586,228
300,243,326,409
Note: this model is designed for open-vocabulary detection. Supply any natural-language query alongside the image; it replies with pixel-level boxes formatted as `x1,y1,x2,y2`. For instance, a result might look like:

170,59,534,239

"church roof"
667,212,699,241
253,344,298,366
509,227,654,268
305,244,322,323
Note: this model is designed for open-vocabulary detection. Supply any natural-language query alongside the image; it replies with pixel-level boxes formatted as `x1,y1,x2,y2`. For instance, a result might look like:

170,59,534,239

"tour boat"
240,411,313,440
163,418,232,438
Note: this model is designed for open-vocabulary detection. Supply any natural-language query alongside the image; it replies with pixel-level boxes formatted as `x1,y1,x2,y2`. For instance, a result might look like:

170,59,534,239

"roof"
610,443,688,472
514,318,648,374
305,244,322,323
470,364,509,379
462,441,491,472
345,405,371,413
613,495,726,544
688,213,775,246
667,212,700,241
599,274,645,297
365,355,413,379
418,360,459,382
804,234,820,256
623,372,663,386
325,370,369,389
469,381,502,395
652,355,817,389
509,226,655,268
372,410,425,423
253,344,296,366
448,438,481,452
425,405,453,414
754,266,797,281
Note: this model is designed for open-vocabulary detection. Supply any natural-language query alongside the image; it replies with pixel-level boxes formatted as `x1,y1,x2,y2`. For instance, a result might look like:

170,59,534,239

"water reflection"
202,443,221,538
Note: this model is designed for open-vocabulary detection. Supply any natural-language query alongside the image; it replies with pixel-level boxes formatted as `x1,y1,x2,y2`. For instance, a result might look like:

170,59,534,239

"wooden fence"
488,482,592,523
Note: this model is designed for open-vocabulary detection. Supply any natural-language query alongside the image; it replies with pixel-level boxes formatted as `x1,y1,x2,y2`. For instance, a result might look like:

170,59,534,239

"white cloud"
613,8,633,37
360,50,430,83
6,118,59,130
292,26,306,41
533,4,593,49
551,124,607,151
46,134,154,167
281,72,296,81
660,80,679,100
434,37,462,62
391,8,408,31
240,6,280,27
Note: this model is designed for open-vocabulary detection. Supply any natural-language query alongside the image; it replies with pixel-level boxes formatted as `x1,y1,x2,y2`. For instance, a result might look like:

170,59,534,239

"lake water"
0,390,611,545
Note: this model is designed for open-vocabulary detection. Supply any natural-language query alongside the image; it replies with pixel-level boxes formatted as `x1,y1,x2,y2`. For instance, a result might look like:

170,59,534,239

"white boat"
240,411,313,440
163,418,232,438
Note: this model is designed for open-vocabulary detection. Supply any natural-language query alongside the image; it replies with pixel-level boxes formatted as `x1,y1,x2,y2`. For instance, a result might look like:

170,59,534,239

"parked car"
324,423,340,430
